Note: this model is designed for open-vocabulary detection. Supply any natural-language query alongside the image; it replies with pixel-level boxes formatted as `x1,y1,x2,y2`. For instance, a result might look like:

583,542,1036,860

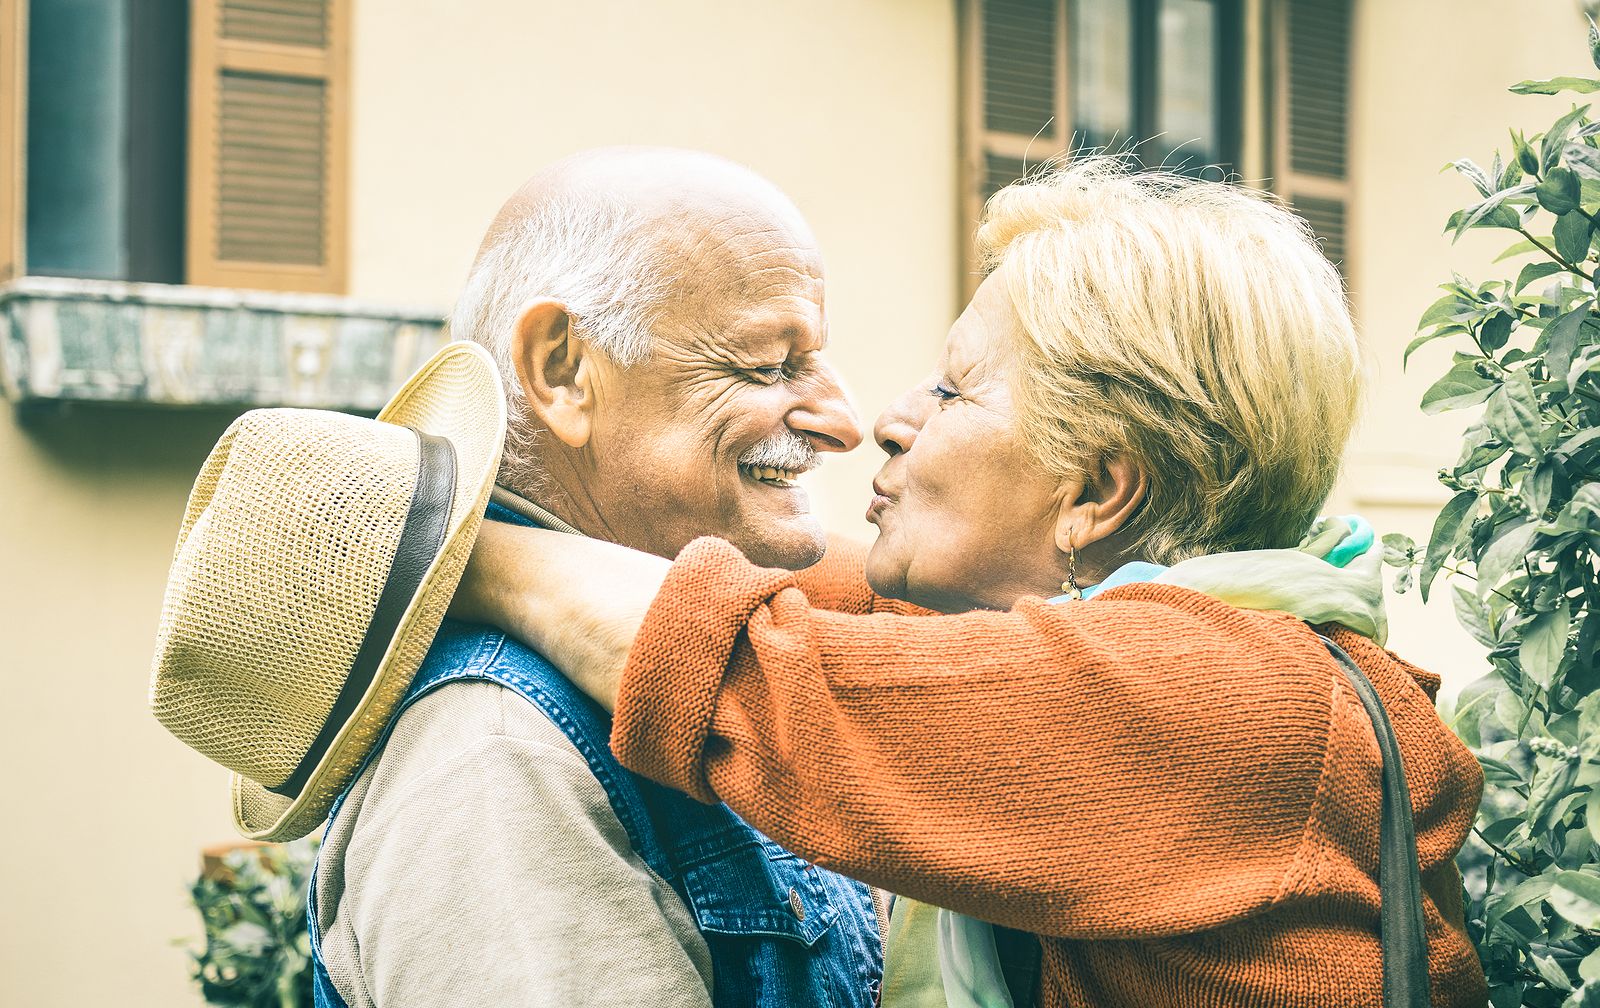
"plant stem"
1518,227,1597,284
1474,825,1540,876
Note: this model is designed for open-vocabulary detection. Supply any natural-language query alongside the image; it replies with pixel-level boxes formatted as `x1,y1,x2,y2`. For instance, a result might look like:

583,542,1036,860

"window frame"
1,0,23,283
959,0,1245,293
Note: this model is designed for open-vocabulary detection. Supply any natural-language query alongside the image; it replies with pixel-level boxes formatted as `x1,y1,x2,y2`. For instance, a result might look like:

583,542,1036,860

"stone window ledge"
0,276,449,412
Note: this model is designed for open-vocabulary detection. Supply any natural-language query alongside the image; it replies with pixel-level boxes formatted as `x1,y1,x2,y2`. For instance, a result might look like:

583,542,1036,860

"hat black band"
268,428,458,799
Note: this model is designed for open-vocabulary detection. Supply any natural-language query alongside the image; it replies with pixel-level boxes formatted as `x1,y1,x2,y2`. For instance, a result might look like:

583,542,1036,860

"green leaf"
1418,291,1470,329
1488,873,1556,933
1571,346,1600,392
1484,371,1542,456
1524,460,1558,515
1498,237,1546,261
1581,946,1600,983
1540,165,1585,215
1556,210,1596,263
1514,77,1600,95
1521,603,1573,689
1478,520,1538,594
1454,185,1537,240
1455,583,1499,647
1450,158,1494,197
1421,491,1477,601
1519,261,1567,292
1404,328,1463,367
1550,108,1596,173
1533,757,1581,831
1537,950,1578,992
1567,141,1600,180
1587,789,1600,846
1481,312,1516,352
1422,361,1497,415
1552,871,1600,930
1547,303,1595,381
1560,427,1600,456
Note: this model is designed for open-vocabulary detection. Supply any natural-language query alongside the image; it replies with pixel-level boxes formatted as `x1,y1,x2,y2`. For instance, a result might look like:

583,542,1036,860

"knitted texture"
612,537,1489,1008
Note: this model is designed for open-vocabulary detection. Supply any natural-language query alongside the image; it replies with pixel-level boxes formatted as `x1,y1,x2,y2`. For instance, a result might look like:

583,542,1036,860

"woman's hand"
451,519,672,711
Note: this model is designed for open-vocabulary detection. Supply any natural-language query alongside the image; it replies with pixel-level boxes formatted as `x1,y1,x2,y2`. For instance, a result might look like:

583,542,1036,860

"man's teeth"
743,465,801,484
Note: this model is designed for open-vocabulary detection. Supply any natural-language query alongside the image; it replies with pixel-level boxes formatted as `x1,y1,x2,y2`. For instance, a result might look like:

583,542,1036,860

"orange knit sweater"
611,537,1489,1008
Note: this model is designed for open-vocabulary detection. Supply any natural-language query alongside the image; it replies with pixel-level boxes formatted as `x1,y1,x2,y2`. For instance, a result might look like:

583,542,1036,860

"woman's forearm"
451,519,670,711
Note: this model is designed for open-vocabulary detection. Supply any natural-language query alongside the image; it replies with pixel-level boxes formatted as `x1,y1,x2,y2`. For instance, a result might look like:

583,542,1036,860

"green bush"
187,839,317,1008
1390,23,1600,1008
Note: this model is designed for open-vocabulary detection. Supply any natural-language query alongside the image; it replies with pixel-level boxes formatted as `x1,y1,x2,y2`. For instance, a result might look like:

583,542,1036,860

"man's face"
581,214,862,569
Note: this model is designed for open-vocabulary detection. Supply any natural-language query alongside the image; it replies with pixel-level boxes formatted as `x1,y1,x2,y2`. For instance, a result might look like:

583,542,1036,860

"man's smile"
739,464,803,487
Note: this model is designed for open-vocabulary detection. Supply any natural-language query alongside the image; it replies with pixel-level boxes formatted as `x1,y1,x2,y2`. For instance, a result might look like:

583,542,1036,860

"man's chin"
731,514,827,571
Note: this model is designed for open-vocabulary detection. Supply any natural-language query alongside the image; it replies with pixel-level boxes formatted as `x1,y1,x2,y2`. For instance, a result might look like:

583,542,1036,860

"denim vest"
310,520,882,1008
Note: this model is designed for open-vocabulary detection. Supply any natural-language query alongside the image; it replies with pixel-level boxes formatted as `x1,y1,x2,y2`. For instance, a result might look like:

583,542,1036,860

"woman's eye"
929,382,959,401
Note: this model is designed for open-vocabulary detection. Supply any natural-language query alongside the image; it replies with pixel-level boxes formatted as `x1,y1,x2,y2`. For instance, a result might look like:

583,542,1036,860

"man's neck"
490,486,582,535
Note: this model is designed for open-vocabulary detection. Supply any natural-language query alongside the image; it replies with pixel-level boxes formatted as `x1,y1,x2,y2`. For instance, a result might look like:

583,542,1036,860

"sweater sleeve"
610,537,1340,940
791,536,931,616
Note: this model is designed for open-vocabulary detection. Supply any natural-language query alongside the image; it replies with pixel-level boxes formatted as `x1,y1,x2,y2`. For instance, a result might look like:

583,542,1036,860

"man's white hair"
449,194,676,496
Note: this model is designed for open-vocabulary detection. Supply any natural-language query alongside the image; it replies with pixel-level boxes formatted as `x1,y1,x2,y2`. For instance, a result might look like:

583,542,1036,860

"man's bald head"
478,147,813,265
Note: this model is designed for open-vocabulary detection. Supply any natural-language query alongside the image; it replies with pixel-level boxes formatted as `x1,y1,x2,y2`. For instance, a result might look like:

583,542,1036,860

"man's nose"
788,362,864,453
873,387,924,458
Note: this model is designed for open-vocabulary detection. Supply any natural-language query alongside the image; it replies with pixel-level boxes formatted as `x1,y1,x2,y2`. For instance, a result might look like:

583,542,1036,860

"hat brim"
231,341,506,842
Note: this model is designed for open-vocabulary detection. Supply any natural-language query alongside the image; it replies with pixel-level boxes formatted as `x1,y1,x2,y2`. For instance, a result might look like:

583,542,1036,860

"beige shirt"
313,679,715,1007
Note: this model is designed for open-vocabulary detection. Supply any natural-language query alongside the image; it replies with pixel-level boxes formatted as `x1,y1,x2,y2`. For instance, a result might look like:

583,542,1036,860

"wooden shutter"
1272,0,1352,278
187,0,347,292
0,0,22,282
961,0,1068,292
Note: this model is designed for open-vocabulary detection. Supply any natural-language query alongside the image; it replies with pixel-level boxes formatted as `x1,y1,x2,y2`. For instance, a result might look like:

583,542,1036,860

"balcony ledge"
0,276,449,412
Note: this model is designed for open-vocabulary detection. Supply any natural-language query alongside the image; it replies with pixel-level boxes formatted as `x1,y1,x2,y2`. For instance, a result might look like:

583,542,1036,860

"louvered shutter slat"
983,0,1058,137
188,0,346,291
1278,0,1352,278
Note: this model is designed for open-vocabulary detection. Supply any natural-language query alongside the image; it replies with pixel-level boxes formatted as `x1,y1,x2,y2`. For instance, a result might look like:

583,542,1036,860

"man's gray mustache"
738,432,818,473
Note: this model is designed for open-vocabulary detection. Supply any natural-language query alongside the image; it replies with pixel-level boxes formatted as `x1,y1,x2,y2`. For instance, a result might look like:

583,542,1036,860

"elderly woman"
452,159,1487,1007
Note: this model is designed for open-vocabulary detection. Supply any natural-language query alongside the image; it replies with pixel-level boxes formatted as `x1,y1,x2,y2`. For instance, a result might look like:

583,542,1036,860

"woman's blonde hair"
977,156,1364,565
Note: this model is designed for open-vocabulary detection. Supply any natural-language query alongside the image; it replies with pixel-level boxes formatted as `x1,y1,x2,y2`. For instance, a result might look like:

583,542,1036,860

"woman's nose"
874,387,925,458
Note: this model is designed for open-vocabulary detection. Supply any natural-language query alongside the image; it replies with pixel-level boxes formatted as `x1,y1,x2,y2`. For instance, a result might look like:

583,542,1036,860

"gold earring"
1061,535,1083,600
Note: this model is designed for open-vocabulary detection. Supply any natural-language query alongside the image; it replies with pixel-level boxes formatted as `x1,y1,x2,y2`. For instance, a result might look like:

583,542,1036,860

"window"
962,0,1245,265
1270,0,1352,277
3,0,346,293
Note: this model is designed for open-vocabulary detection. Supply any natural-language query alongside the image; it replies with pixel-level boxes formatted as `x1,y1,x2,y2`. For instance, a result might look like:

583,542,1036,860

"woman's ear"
1053,455,1148,555
511,299,596,449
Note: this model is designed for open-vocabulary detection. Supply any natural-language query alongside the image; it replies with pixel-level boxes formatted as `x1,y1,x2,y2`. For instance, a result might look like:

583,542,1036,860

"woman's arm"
451,523,926,711
450,519,665,712
453,525,1353,939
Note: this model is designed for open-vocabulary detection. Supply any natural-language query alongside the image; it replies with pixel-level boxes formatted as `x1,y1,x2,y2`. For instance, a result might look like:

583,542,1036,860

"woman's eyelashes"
929,379,959,402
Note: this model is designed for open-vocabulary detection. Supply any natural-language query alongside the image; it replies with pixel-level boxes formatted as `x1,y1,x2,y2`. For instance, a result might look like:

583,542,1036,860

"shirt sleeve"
610,536,1340,941
337,732,715,1008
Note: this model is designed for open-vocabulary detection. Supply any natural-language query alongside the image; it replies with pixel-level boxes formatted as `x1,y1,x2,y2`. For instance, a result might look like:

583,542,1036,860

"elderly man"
308,148,883,1007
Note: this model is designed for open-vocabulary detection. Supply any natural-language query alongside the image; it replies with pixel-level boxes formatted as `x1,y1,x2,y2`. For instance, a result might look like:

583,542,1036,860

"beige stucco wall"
0,3,959,1007
0,1,1585,1005
345,0,963,542
1336,0,1587,697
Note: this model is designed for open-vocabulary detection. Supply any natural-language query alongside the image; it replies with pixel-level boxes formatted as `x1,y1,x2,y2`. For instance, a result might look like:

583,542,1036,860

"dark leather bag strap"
1318,635,1432,1008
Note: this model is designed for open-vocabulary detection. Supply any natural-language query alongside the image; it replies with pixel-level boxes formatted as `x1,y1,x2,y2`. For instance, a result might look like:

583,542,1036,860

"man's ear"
511,299,595,449
1053,455,1148,556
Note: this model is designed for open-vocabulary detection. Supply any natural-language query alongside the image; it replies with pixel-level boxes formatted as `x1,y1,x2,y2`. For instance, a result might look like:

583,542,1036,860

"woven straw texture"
150,342,504,842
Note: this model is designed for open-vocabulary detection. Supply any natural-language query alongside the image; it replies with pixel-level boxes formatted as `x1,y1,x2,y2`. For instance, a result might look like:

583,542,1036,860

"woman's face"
864,270,1074,613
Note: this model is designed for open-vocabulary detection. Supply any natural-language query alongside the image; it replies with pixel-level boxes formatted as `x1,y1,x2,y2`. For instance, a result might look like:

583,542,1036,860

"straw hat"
150,341,506,842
